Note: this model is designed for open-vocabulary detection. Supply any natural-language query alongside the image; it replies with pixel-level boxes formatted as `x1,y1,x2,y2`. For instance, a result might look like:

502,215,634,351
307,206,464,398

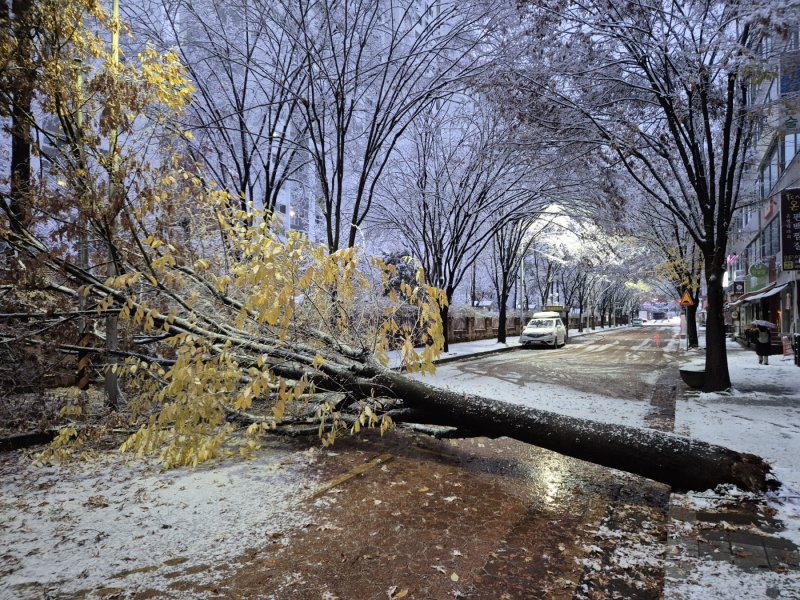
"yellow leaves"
145,234,163,250
234,387,253,412
272,396,285,421
151,255,176,271
96,294,114,314
77,189,448,466
60,404,83,418
105,272,141,289
35,426,86,464
137,46,195,110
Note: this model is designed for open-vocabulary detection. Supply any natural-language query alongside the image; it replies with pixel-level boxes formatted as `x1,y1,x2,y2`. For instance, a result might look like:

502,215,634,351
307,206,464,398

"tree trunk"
440,303,450,353
497,291,508,343
686,303,699,349
703,257,731,392
348,363,773,493
8,0,34,234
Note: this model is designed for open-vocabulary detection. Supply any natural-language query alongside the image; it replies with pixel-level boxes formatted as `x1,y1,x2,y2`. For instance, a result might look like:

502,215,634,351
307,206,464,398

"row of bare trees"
123,0,500,252
0,0,787,491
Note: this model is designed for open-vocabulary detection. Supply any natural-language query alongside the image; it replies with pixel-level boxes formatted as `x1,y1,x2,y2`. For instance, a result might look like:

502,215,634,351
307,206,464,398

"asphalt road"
472,325,681,400
429,325,683,434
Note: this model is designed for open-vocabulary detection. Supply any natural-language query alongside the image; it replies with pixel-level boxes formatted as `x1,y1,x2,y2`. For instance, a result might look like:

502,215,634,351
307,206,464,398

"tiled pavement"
664,369,800,592
667,502,800,574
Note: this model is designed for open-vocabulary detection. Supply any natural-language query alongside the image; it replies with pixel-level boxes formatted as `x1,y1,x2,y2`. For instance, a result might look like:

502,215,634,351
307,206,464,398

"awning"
728,288,764,307
746,283,787,302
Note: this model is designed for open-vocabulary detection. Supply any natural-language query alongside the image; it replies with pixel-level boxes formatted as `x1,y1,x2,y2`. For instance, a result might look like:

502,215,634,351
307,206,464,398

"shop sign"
782,189,800,270
749,263,769,277
731,281,745,296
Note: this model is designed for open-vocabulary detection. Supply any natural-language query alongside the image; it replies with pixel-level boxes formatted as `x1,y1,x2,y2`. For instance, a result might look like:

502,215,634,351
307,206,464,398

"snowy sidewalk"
664,339,800,598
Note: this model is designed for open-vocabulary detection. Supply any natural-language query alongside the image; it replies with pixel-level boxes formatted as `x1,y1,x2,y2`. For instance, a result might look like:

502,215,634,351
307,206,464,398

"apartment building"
727,26,800,347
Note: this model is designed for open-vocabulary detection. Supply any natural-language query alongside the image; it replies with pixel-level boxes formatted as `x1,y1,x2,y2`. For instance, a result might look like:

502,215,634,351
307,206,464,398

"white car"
519,312,566,348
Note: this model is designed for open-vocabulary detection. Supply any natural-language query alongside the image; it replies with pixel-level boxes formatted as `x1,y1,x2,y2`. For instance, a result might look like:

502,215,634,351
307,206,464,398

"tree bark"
8,0,34,233
440,303,450,353
347,363,773,493
686,303,699,349
497,293,508,343
703,256,731,392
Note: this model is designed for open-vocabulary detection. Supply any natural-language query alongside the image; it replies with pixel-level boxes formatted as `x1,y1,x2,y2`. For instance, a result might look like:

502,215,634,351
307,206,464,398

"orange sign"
678,290,694,307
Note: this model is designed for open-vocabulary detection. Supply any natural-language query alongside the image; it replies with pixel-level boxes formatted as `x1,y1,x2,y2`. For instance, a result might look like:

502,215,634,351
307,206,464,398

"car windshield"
527,319,555,328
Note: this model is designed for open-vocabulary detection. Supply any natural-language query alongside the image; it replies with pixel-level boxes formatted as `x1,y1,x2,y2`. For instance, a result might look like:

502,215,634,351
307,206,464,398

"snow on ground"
2,324,799,598
666,336,800,599
0,445,320,599
413,360,651,428
667,560,800,600
408,326,651,428
675,338,800,548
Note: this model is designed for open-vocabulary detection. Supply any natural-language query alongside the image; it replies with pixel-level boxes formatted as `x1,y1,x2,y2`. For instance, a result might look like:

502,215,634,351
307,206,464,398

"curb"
432,344,520,365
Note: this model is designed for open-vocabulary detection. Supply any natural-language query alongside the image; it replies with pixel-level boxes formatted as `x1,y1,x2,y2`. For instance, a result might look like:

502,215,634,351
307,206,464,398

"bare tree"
642,212,704,346
489,216,536,342
124,0,310,216
371,103,540,349
506,0,791,390
290,0,493,252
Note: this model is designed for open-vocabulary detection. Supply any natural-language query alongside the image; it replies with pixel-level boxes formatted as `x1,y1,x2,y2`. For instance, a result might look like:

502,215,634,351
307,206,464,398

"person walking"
756,325,771,365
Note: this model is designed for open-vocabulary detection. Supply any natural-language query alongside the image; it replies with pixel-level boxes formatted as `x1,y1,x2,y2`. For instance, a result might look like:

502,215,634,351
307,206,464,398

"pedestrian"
756,325,771,365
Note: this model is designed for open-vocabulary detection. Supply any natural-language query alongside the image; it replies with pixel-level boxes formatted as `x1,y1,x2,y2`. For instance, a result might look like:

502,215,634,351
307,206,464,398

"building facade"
727,26,800,351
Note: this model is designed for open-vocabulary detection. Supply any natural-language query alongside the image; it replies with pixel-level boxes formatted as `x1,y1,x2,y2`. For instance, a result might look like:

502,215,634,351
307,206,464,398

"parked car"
519,312,566,348
631,318,643,327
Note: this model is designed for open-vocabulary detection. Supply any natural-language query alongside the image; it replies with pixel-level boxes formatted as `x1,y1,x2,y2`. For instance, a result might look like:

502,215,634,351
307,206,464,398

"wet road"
192,433,670,600
460,325,681,401
426,325,682,433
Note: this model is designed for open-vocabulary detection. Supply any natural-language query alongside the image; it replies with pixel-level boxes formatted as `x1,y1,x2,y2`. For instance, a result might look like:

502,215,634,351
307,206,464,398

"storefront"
728,282,786,345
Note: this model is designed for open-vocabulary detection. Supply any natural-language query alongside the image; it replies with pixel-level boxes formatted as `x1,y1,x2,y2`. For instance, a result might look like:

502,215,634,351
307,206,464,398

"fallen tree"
343,366,774,493
1,199,774,493
0,2,772,489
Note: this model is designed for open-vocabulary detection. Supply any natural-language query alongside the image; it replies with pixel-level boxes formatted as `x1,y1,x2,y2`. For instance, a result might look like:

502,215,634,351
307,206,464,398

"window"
784,132,799,168
780,51,800,96
746,241,758,269
784,28,799,52
759,36,773,59
759,145,780,198
761,218,781,258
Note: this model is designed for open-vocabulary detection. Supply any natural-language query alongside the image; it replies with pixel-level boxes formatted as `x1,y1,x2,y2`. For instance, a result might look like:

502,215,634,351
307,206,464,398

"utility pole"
104,0,121,408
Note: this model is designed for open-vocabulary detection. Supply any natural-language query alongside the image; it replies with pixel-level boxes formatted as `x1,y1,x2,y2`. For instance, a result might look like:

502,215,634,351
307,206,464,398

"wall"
449,315,525,343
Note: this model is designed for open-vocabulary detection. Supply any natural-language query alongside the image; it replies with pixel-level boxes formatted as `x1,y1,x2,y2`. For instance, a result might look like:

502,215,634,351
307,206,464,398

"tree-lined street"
2,0,799,596
445,325,680,408
2,325,798,598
